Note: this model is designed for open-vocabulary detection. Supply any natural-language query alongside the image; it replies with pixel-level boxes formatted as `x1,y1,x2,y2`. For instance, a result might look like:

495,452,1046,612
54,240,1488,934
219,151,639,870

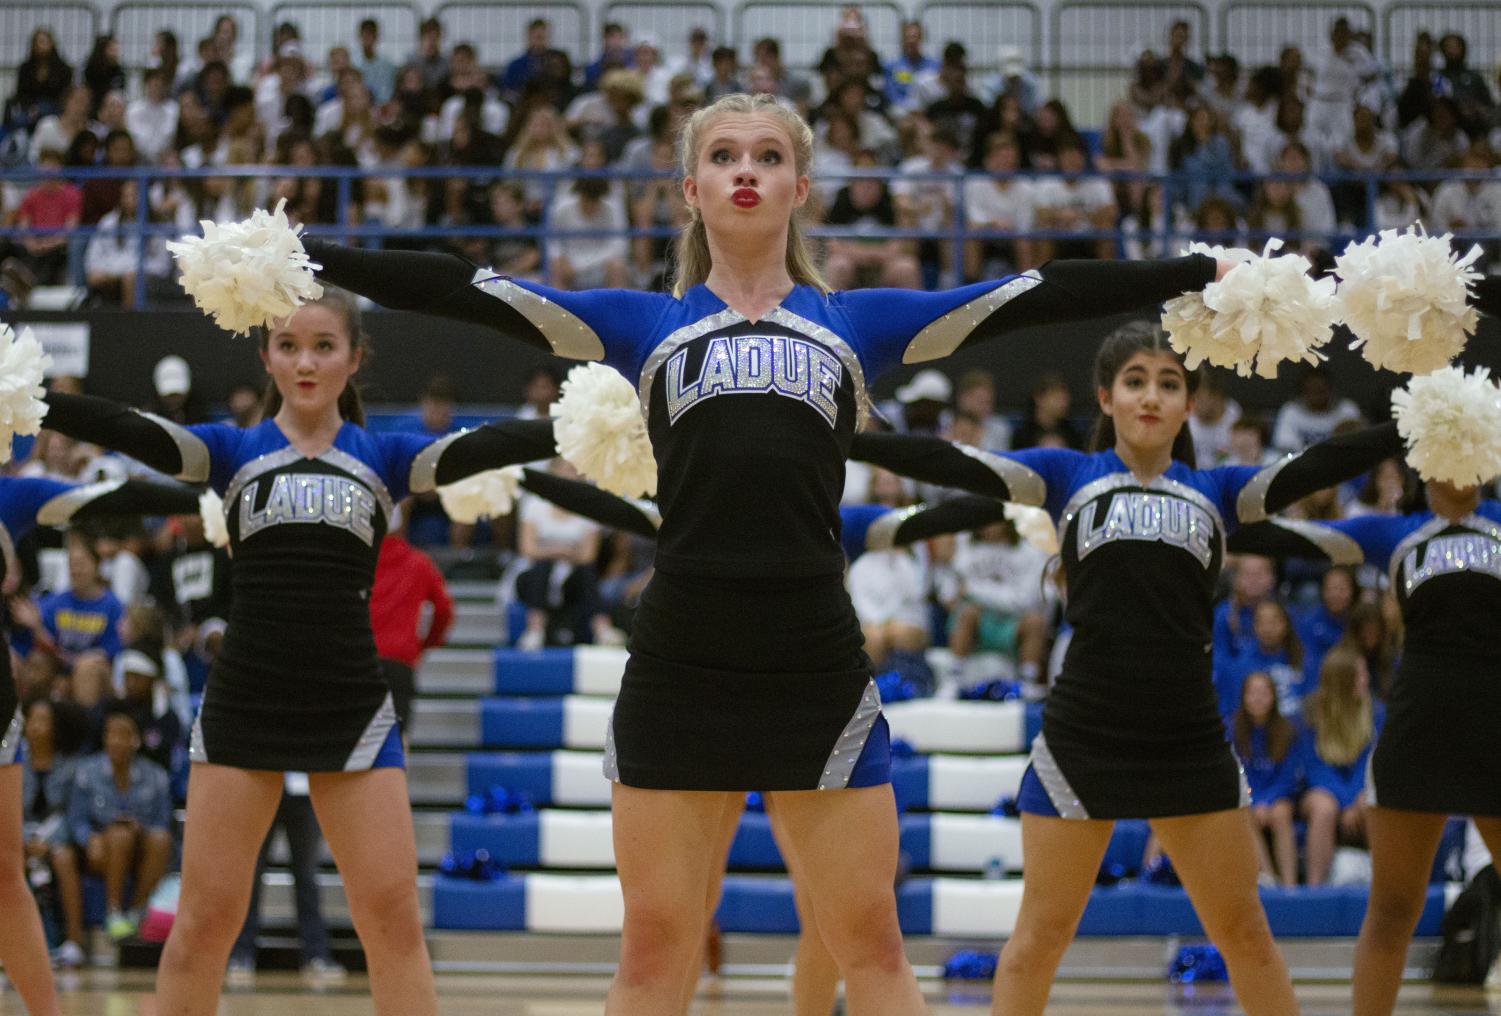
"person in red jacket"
371,503,454,736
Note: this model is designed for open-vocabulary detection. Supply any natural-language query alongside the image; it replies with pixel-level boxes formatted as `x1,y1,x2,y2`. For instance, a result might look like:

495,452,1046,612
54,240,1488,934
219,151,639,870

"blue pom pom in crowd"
1143,853,1182,886
439,849,505,881
875,671,920,703
959,679,1023,701
1168,943,1228,983
943,949,998,980
465,785,536,816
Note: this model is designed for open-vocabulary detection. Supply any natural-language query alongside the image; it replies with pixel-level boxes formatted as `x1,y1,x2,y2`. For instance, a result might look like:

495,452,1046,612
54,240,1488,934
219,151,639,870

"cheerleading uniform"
1232,503,1501,815
304,240,1216,789
40,392,556,772
850,424,1401,817
0,475,200,765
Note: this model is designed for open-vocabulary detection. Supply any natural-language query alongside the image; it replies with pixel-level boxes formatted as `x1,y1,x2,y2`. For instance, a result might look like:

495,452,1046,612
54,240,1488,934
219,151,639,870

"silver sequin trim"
1234,452,1295,523
902,271,1044,364
137,410,212,482
1029,733,1089,819
408,429,472,494
1387,515,1452,590
818,679,882,790
188,707,207,763
1060,470,1227,563
1264,518,1364,566
1236,757,1252,807
624,497,663,531
957,442,1046,506
345,692,399,770
471,269,605,360
0,521,18,594
636,307,747,426
1363,750,1377,807
0,707,21,766
865,505,921,551
224,447,306,513
36,479,127,526
603,714,620,781
761,307,872,430
320,448,395,524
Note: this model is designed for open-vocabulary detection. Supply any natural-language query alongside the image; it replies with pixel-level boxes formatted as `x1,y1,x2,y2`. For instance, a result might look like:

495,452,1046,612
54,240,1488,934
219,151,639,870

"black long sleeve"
303,240,552,352
886,496,1009,546
1226,519,1364,565
37,478,203,527
848,433,1018,500
422,419,559,489
1238,422,1403,522
958,255,1217,352
519,468,661,537
1478,276,1501,319
42,392,204,480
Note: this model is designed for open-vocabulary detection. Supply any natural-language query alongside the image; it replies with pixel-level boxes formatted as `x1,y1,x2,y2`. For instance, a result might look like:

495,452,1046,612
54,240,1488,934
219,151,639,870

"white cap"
153,355,191,397
117,649,160,679
895,369,953,404
999,46,1027,76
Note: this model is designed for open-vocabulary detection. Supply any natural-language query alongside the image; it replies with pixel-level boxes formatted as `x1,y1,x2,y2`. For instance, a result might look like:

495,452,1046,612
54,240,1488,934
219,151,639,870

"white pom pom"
551,363,658,497
1391,367,1501,486
166,198,324,336
1161,240,1337,379
199,490,230,548
438,466,523,524
1333,226,1483,375
1003,502,1059,555
0,323,54,464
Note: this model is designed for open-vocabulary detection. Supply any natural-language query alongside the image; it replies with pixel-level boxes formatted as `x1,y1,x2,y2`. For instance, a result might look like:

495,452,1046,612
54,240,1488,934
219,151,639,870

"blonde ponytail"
672,93,830,297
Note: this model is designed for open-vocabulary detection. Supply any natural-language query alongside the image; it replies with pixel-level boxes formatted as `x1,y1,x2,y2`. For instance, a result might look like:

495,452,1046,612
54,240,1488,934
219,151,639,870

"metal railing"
3,163,1497,310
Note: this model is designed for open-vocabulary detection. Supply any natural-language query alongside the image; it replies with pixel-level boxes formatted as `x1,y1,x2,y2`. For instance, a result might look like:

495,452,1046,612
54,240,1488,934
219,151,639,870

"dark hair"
257,288,367,425
527,17,548,32
574,176,609,201
1087,320,1199,466
359,18,379,34
1231,671,1295,764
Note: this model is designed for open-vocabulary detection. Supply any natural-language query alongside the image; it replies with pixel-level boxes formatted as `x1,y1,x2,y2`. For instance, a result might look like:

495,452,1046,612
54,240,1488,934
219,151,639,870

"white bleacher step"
448,580,502,602
407,752,469,805
448,601,505,646
418,649,496,695
257,873,434,927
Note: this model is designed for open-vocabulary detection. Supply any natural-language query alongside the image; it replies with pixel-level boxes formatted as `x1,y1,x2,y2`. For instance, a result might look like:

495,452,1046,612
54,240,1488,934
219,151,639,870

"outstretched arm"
35,478,202,527
41,392,215,482
407,419,560,492
846,433,1061,506
1225,519,1366,565
518,467,661,538
1229,422,1402,523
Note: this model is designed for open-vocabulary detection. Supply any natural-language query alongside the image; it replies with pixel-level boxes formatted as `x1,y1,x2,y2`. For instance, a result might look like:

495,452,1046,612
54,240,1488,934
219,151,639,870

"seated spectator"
1297,564,1357,692
811,112,860,208
1299,642,1380,885
751,37,812,114
513,459,617,649
1330,104,1397,227
20,697,85,966
818,78,897,160
8,28,74,131
939,516,1049,686
151,29,182,95
1170,104,1239,211
1227,415,1275,467
885,21,937,114
631,38,672,108
704,46,744,103
565,69,646,161
515,366,562,422
1371,166,1425,230
82,34,126,113
27,85,91,165
922,46,986,158
410,18,447,95
549,176,628,290
1435,32,1495,136
504,106,579,215
208,14,254,85
1012,371,1083,449
947,370,1013,451
1187,367,1241,463
353,18,397,104
191,58,232,124
85,182,171,307
848,469,931,673
501,19,555,100
1231,66,1282,174
1272,365,1362,452
1019,98,1081,172
64,709,173,940
980,47,1043,116
1231,671,1300,886
628,136,687,288
892,124,963,287
1274,141,1336,260
1401,96,1469,173
1220,599,1305,717
1213,553,1276,666
486,182,542,280
584,22,634,92
1201,53,1242,124
1031,138,1117,261
1344,457,1413,518
1096,101,1154,227
1429,144,1501,268
118,604,192,730
1347,600,1398,698
127,68,179,163
1304,17,1377,147
823,150,921,291
10,149,81,285
964,132,1036,279
108,643,183,774
254,44,312,151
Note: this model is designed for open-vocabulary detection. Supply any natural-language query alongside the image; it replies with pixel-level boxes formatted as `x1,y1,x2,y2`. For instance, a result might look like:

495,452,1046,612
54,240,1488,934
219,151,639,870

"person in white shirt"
126,68,178,163
512,460,614,650
666,26,715,88
939,519,1050,685
548,177,629,290
1428,145,1501,263
27,85,91,165
1187,368,1242,464
892,124,964,285
1032,138,1117,260
1275,141,1336,257
947,370,1014,452
1271,366,1363,452
1232,67,1282,174
964,131,1036,278
255,44,313,150
352,18,397,104
84,181,170,307
1305,18,1378,147
847,469,931,670
631,37,675,108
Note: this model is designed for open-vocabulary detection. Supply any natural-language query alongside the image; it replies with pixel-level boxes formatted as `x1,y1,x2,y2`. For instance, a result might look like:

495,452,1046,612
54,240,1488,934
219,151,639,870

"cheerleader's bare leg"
1151,809,1300,1015
1351,808,1448,1016
766,797,841,1016
0,766,61,1016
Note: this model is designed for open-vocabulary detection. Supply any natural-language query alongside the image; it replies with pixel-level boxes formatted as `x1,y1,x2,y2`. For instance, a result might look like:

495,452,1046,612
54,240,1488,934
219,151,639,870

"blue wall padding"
431,876,527,930
493,648,577,695
449,813,542,865
481,699,566,748
467,752,554,801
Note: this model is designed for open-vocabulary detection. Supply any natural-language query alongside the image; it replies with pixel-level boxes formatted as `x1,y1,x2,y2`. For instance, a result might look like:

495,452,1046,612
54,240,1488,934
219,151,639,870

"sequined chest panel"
224,447,395,549
1062,473,1226,571
1391,515,1501,601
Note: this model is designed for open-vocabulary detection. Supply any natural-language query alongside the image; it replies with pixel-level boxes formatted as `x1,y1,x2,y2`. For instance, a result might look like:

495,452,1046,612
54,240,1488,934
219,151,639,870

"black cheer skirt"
608,569,890,791
1369,652,1501,817
1020,645,1247,820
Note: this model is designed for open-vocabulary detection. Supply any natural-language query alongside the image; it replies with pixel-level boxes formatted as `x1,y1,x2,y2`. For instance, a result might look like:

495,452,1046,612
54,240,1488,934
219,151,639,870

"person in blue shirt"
1297,641,1381,887
1295,563,1356,694
847,322,1403,1014
1217,598,1305,720
1229,671,1300,886
883,21,938,112
297,90,1247,1014
0,471,197,1010
1228,470,1501,1014
38,291,559,1016
1210,552,1275,710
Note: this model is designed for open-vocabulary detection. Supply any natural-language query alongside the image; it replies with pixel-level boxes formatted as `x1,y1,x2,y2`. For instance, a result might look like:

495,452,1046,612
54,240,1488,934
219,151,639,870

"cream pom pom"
1161,240,1337,379
166,198,324,336
199,490,230,548
1391,366,1501,486
1004,502,1059,555
438,466,523,524
551,363,658,498
0,323,54,463
1333,226,1483,375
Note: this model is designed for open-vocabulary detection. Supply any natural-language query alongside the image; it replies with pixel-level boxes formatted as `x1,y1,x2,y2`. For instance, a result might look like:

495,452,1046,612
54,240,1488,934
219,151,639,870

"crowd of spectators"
3,6,1500,302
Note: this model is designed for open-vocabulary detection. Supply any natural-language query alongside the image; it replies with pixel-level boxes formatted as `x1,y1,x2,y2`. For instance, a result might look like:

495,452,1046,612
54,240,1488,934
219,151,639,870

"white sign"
25,322,90,378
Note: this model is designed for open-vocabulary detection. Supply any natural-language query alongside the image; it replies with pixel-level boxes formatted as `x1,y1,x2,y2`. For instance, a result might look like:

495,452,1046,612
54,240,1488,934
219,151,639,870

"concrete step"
407,751,468,805
409,699,480,748
417,649,495,695
449,601,504,647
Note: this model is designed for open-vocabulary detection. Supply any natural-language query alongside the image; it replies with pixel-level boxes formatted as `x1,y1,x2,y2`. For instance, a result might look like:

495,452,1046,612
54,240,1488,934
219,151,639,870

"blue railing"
2,163,1497,308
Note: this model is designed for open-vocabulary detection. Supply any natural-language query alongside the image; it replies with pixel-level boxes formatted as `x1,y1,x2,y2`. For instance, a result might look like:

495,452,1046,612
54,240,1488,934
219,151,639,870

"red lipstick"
732,188,761,208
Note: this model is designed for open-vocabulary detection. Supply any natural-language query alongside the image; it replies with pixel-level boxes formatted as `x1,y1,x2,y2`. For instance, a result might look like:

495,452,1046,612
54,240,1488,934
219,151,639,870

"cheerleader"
1229,671,1300,887
846,321,1403,1015
37,290,558,1016
290,92,1236,1014
1227,473,1501,1014
0,473,200,1014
